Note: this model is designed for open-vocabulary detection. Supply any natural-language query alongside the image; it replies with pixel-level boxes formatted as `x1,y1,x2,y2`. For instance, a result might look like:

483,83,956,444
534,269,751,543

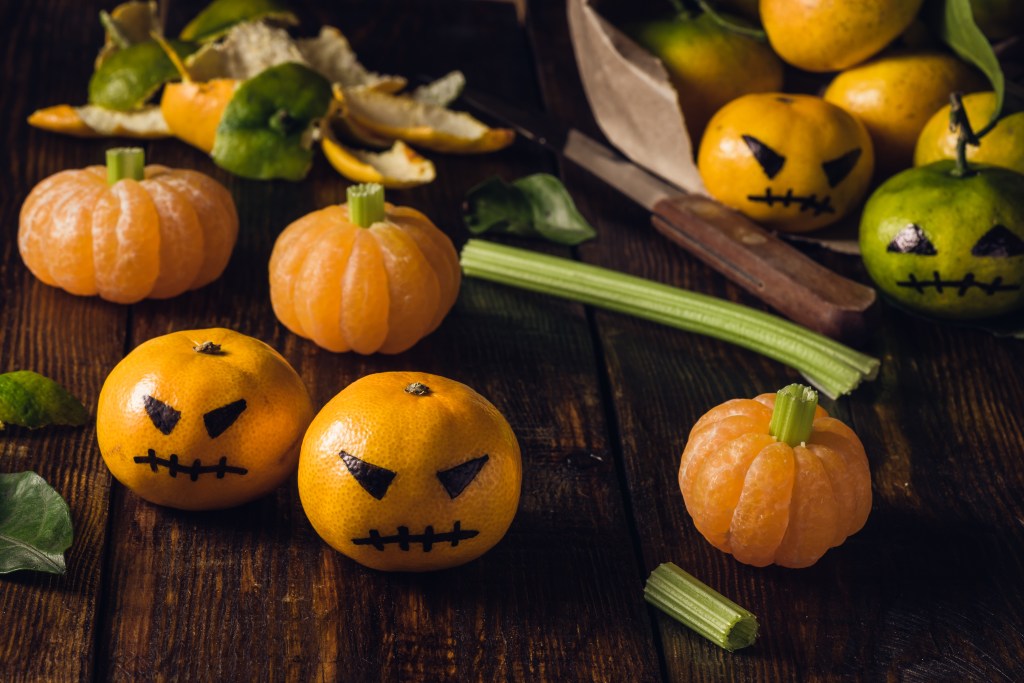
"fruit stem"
695,0,767,40
193,341,223,354
769,384,818,447
405,382,432,396
151,31,192,83
106,147,145,184
348,183,386,227
949,92,979,179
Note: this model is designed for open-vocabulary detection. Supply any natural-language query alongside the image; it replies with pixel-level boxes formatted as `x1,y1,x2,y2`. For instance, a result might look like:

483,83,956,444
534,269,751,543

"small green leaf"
0,472,73,576
464,174,597,246
924,0,1005,134
180,0,298,43
212,62,332,181
88,39,197,111
0,371,88,431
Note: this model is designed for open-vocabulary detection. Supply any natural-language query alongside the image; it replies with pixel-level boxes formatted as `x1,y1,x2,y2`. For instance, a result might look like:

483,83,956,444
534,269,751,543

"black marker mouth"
746,188,835,216
352,521,479,552
133,449,248,481
896,272,1021,296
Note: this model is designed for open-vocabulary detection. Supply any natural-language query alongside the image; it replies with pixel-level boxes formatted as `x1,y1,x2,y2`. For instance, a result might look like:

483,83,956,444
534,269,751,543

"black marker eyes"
822,148,861,188
204,399,247,438
742,135,786,179
144,395,181,435
342,451,397,500
437,455,489,499
144,396,247,438
887,224,936,255
972,225,1024,258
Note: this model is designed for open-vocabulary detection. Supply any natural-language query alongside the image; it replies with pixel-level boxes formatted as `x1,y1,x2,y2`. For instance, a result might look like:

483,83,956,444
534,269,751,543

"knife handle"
651,195,877,343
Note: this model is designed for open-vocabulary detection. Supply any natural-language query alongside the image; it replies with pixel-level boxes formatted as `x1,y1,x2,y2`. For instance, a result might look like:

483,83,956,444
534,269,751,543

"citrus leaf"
88,39,197,111
464,174,596,246
0,472,73,576
212,62,332,180
0,371,88,431
180,0,298,43
924,0,1004,134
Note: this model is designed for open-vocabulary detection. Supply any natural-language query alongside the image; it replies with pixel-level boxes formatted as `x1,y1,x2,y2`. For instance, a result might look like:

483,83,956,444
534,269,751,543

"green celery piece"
212,62,332,181
180,0,298,43
0,472,74,576
925,0,1005,135
644,563,758,651
88,39,197,111
0,371,88,430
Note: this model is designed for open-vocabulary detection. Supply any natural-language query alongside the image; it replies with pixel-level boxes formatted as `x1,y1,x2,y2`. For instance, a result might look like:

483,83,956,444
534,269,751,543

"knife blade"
460,87,877,343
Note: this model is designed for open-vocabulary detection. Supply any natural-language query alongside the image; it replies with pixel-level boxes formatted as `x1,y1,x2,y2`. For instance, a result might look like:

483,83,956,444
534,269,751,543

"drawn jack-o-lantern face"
298,372,522,572
860,162,1024,319
97,328,314,510
698,93,875,233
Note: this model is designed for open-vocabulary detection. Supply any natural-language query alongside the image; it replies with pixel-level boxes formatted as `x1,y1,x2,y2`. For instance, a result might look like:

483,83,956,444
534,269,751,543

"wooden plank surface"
1,0,1023,681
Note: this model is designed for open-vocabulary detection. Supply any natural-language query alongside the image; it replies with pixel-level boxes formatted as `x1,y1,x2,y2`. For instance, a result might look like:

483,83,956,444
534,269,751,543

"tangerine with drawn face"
97,328,314,510
298,372,521,572
860,161,1024,319
698,93,874,233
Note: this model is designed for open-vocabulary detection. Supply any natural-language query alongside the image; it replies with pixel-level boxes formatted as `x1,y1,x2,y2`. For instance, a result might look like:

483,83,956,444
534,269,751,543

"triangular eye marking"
203,399,247,438
341,451,396,500
144,395,181,435
437,455,489,499
887,224,937,255
822,148,861,188
972,225,1024,258
742,135,786,179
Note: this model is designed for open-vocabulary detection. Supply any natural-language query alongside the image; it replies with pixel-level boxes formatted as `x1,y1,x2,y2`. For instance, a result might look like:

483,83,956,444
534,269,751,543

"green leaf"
924,0,1005,134
0,371,88,431
464,174,597,246
0,472,73,576
212,62,332,181
180,0,298,43
88,39,197,111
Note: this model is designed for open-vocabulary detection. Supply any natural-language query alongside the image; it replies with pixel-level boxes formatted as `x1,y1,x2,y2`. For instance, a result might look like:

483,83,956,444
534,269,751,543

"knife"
460,87,878,343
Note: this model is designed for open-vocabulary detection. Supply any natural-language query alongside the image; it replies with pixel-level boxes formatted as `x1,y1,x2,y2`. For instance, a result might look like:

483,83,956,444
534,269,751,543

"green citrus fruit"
824,52,986,177
628,12,783,141
860,160,1024,319
761,0,923,72
914,92,1024,175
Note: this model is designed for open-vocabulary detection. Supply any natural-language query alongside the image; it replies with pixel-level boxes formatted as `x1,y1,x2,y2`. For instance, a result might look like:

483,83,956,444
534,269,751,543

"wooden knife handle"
651,195,877,343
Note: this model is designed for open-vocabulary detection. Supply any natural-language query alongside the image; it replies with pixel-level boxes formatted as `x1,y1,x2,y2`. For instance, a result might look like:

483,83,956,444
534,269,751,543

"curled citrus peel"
322,130,435,188
27,104,171,138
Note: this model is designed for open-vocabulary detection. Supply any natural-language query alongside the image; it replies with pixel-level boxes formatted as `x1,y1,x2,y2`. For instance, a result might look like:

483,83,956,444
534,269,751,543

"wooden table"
3,1,1023,680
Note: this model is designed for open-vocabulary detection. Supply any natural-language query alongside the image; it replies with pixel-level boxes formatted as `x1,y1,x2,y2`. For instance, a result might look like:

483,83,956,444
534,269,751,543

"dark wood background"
2,1,1023,680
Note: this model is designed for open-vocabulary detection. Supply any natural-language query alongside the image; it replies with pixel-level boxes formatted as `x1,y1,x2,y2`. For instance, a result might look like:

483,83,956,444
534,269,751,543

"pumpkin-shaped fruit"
761,0,924,72
680,385,872,568
269,183,460,354
698,94,874,233
298,372,522,571
97,328,314,510
860,160,1024,319
19,148,238,303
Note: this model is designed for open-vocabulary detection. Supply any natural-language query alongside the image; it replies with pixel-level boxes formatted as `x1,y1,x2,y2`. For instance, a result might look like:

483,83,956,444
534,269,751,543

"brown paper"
567,0,860,254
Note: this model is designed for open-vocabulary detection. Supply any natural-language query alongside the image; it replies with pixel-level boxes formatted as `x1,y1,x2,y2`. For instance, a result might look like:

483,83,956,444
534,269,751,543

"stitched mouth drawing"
352,521,479,552
746,188,835,216
133,448,248,480
897,271,1021,296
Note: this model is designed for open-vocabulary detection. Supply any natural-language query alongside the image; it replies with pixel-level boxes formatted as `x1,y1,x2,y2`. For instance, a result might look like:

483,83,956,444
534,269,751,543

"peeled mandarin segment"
142,179,205,298
371,223,441,354
18,171,87,286
688,432,776,550
156,170,239,287
806,441,856,547
691,398,771,435
680,413,767,503
269,211,338,337
398,220,460,332
728,441,795,567
340,228,390,354
773,446,841,568
294,223,358,352
91,180,161,303
43,175,107,295
808,418,872,534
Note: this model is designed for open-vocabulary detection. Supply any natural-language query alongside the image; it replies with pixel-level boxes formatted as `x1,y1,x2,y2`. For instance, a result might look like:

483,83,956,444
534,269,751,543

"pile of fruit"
627,0,1024,321
28,0,514,186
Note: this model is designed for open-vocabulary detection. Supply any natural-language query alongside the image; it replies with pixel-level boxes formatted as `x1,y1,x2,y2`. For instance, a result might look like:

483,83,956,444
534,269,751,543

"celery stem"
106,147,145,184
769,384,818,446
348,183,385,227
